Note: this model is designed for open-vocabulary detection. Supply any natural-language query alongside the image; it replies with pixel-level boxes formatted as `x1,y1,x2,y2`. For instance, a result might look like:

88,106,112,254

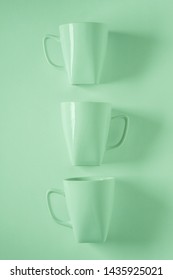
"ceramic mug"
47,176,115,243
61,102,128,166
43,22,108,84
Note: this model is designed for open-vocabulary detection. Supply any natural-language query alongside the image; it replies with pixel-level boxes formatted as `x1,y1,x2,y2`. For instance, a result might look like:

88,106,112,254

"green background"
0,0,173,259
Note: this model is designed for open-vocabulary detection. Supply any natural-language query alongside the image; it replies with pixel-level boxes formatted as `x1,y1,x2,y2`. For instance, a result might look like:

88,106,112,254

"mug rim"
59,22,107,28
64,176,115,182
60,101,110,105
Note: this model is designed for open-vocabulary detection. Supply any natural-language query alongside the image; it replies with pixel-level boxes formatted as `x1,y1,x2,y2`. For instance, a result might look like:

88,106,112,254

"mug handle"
46,188,72,228
106,115,129,150
43,35,64,69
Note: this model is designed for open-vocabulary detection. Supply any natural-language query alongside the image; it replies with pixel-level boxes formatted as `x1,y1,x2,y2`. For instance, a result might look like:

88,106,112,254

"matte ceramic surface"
61,102,128,165
43,22,108,84
47,177,115,243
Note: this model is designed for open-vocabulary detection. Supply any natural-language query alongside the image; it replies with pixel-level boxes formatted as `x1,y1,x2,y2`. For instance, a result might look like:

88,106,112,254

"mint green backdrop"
0,0,173,259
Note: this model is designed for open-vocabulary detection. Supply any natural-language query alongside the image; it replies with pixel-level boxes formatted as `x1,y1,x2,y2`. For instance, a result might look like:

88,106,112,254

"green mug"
43,22,108,84
47,176,115,243
61,102,128,166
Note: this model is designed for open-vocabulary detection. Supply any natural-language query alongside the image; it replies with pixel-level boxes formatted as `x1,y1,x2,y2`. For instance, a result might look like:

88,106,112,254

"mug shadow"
101,31,158,83
103,109,163,164
107,179,168,244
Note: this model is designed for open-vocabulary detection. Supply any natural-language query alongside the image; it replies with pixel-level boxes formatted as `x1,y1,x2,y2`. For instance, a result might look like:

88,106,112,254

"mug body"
63,177,115,243
61,102,111,165
59,22,107,84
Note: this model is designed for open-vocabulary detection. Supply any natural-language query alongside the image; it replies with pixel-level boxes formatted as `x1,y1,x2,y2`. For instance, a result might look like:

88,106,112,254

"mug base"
71,81,99,85
72,162,101,166
75,238,107,243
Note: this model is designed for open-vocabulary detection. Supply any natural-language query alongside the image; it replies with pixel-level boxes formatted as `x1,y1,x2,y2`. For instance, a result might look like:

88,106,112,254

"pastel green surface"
0,0,173,259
